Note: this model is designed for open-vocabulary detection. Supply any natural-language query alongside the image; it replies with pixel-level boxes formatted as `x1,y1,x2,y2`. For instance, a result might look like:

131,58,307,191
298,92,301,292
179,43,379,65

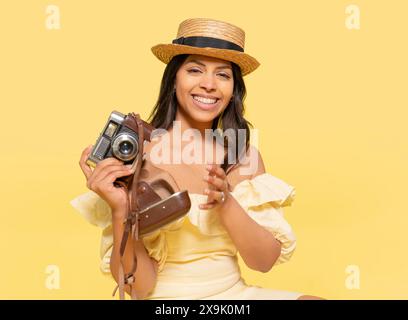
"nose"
199,73,217,91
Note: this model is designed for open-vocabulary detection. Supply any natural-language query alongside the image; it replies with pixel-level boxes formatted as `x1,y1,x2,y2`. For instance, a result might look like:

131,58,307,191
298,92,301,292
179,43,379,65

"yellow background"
0,0,407,299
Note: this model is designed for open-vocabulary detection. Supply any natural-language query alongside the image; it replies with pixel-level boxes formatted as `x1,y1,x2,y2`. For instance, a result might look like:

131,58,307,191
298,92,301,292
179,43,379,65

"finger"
204,189,225,204
206,163,226,179
199,201,216,210
95,157,124,170
203,188,215,204
103,169,134,183
203,174,227,191
87,159,126,189
79,145,94,180
96,169,134,190
92,164,133,185
91,157,124,178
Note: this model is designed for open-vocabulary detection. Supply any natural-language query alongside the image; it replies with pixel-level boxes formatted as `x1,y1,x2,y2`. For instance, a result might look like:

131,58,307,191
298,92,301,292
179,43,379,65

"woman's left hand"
199,163,230,210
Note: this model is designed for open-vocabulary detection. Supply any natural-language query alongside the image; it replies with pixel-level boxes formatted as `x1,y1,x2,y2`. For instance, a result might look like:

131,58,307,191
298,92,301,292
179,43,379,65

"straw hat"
151,18,260,76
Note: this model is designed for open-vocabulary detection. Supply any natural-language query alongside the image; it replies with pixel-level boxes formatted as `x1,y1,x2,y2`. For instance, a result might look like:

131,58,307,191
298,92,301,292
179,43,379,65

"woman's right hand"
79,145,135,218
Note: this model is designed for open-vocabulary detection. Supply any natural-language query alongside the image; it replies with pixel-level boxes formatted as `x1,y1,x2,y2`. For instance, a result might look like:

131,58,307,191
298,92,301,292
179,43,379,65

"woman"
71,18,323,300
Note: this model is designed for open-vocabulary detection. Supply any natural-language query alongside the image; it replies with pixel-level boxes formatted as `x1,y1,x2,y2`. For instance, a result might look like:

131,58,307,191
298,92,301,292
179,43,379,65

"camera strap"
110,112,191,300
111,112,145,300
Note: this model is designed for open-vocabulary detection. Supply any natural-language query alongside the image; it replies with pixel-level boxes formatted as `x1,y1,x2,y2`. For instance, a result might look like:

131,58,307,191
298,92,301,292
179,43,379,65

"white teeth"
193,95,218,104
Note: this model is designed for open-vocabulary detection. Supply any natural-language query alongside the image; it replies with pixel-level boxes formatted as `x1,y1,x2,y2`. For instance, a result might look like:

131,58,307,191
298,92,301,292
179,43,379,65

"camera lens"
112,133,138,161
119,141,133,155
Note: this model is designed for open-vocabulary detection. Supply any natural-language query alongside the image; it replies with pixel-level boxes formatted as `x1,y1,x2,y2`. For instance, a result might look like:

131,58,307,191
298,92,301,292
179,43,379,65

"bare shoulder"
227,145,266,191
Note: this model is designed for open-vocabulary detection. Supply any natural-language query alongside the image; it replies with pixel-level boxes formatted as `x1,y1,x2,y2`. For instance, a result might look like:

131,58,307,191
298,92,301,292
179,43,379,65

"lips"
192,94,220,101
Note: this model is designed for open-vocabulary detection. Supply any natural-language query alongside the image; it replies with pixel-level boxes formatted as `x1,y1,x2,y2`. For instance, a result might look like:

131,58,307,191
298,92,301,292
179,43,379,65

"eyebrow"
186,59,232,70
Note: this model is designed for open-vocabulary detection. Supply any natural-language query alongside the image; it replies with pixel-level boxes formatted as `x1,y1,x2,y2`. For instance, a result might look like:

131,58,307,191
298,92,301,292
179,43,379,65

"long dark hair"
147,54,253,175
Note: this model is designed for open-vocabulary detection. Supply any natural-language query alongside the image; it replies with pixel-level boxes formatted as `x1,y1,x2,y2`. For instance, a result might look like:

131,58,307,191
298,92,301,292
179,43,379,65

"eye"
187,68,231,79
218,73,231,79
187,68,201,74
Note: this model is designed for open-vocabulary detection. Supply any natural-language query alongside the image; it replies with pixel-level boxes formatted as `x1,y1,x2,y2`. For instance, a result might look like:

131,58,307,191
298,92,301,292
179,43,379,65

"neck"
164,107,224,165
171,107,213,138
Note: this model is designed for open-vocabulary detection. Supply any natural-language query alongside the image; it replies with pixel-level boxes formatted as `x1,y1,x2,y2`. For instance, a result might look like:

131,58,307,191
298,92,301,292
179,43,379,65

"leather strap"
110,113,192,299
112,113,145,300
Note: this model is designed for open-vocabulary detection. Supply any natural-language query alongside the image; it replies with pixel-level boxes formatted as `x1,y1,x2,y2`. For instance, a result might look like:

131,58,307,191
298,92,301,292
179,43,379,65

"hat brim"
151,44,260,76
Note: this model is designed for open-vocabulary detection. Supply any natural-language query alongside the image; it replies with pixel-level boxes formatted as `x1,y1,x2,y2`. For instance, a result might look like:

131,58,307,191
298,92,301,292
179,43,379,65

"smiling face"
174,54,234,127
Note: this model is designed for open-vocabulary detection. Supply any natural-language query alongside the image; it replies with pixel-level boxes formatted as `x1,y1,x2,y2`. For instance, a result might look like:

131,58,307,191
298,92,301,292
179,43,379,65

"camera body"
86,111,154,168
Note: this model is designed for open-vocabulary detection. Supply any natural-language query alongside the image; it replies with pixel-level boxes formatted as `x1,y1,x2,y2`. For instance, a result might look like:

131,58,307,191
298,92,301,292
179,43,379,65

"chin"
189,111,218,125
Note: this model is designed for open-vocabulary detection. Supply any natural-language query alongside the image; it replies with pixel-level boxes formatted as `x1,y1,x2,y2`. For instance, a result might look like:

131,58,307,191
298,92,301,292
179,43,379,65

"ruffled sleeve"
69,191,113,274
70,191,183,274
229,173,297,265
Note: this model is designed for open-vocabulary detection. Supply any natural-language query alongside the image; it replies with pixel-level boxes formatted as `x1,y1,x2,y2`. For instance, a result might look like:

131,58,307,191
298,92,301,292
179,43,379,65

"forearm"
110,211,158,299
217,195,282,272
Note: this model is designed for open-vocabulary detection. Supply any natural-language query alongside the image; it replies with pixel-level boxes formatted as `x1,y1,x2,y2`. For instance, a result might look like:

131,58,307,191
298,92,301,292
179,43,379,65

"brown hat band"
172,36,244,52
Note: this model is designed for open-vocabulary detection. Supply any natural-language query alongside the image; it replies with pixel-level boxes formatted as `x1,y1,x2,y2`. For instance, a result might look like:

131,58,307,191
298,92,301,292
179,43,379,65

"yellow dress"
70,172,304,300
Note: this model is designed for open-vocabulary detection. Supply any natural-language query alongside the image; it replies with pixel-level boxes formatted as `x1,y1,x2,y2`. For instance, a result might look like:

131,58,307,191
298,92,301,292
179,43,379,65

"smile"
192,95,218,104
191,95,220,110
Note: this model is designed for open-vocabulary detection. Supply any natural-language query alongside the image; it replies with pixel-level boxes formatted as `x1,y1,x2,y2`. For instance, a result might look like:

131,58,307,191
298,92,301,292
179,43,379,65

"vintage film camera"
86,111,154,169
